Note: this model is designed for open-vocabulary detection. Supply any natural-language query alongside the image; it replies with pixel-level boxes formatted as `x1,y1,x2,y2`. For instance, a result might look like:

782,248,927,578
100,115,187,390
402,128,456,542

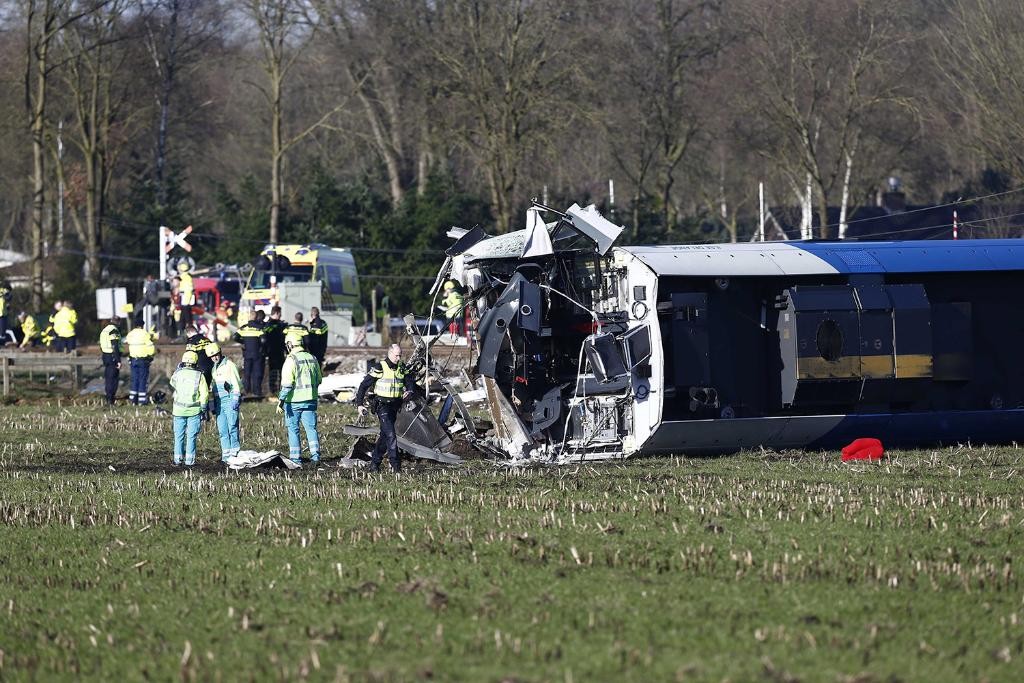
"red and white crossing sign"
162,225,193,253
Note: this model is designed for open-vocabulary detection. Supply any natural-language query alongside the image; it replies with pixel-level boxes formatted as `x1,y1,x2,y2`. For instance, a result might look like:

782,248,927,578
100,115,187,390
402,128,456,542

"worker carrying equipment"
354,343,417,473
170,350,209,466
278,336,323,465
124,319,157,405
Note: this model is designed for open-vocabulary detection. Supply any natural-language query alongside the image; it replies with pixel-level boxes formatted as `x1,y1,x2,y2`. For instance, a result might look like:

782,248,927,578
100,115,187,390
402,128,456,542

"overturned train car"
445,204,1024,461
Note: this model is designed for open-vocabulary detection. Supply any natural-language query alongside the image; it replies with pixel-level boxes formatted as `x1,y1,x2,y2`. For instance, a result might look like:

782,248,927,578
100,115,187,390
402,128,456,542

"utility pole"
758,182,765,242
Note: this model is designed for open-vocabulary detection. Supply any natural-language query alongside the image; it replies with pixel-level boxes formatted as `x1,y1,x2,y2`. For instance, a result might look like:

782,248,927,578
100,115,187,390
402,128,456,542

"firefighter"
207,342,242,462
276,336,323,464
124,318,157,404
18,312,40,349
177,262,195,332
53,300,78,352
354,343,417,473
170,350,209,467
234,309,266,397
306,307,328,365
98,316,122,405
263,306,287,396
285,311,309,348
439,280,465,335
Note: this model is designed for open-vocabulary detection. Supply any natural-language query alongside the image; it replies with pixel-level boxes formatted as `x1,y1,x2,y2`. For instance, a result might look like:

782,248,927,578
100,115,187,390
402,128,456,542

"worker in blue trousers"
207,342,242,462
276,336,323,464
170,350,209,467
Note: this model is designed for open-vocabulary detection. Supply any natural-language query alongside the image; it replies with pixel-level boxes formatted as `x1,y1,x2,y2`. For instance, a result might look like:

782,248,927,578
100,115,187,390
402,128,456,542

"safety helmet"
181,350,199,365
443,279,457,291
205,342,221,357
285,336,305,352
177,261,191,272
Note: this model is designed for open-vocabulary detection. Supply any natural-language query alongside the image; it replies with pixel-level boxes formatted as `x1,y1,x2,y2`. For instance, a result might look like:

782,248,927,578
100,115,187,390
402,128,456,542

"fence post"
1,356,9,399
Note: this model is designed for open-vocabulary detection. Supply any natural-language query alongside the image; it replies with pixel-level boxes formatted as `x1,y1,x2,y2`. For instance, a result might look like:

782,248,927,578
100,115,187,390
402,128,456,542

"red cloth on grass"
842,437,884,461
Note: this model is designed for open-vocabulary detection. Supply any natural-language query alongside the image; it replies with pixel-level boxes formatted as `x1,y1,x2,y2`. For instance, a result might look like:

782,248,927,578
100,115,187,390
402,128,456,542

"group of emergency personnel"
0,273,453,473
232,305,328,398
167,335,415,472
0,291,80,351
168,333,324,467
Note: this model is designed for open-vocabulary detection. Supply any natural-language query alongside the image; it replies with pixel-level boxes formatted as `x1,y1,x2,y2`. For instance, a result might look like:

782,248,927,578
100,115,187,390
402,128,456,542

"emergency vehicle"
240,244,360,321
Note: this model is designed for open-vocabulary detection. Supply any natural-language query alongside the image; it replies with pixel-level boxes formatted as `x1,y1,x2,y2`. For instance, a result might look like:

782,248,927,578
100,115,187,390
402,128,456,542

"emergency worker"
264,306,287,395
234,309,266,397
354,343,417,473
170,350,208,467
18,312,40,349
277,337,322,464
177,262,195,331
306,307,328,365
440,280,465,335
216,300,235,343
98,316,122,405
285,312,308,347
184,324,213,387
207,343,242,462
53,300,78,352
0,283,9,345
124,318,157,404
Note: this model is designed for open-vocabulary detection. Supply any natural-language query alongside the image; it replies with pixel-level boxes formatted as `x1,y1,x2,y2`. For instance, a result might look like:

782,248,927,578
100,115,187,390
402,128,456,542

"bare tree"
735,0,919,238
934,0,1024,186
242,0,352,242
141,0,221,208
54,0,143,286
313,0,438,207
426,0,585,233
23,0,103,307
604,0,722,237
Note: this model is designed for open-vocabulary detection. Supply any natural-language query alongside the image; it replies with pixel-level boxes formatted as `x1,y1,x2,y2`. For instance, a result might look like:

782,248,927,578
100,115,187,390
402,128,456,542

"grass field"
1,400,1023,682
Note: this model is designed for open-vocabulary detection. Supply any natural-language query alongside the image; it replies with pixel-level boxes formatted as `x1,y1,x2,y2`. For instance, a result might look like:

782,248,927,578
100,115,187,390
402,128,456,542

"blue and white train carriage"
444,204,1024,461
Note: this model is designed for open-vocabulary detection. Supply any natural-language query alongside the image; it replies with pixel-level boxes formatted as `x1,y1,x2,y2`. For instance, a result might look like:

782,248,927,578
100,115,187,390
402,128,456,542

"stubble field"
1,401,1023,682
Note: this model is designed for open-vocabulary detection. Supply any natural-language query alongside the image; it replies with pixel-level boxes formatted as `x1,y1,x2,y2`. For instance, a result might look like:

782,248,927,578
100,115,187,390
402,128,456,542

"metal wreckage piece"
348,199,1024,465
341,312,477,466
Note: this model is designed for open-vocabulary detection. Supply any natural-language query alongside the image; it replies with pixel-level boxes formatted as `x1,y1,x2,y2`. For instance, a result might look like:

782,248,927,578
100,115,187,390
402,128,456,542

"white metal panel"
619,243,839,277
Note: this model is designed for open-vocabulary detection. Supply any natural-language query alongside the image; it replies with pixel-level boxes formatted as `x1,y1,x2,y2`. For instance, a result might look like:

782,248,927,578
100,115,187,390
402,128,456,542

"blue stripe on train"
794,239,1024,274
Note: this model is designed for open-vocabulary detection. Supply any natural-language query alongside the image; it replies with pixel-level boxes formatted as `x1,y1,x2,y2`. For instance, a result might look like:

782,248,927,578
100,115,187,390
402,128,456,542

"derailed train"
438,203,1024,462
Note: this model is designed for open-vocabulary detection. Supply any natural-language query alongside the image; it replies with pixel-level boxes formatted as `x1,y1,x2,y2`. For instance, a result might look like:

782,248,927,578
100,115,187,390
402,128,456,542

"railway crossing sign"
159,225,194,280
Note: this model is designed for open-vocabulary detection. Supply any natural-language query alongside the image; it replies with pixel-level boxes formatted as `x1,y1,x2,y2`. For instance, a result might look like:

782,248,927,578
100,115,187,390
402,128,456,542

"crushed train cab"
444,203,1024,462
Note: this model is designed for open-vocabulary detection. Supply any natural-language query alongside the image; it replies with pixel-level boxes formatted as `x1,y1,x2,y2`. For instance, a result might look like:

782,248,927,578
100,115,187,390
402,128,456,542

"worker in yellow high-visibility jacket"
124,319,157,404
52,300,78,353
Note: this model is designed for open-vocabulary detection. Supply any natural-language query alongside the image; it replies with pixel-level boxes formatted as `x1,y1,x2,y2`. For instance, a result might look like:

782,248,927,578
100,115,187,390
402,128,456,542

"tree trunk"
270,70,282,243
155,0,180,207
28,1,54,311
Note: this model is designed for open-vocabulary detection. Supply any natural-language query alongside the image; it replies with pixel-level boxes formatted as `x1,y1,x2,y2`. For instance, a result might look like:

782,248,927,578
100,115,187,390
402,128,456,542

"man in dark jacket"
306,306,328,365
234,310,266,397
354,344,417,473
263,306,287,395
184,324,213,388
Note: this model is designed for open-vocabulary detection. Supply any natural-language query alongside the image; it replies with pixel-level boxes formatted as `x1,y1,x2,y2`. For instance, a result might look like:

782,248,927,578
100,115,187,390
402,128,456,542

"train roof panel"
619,239,1024,276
